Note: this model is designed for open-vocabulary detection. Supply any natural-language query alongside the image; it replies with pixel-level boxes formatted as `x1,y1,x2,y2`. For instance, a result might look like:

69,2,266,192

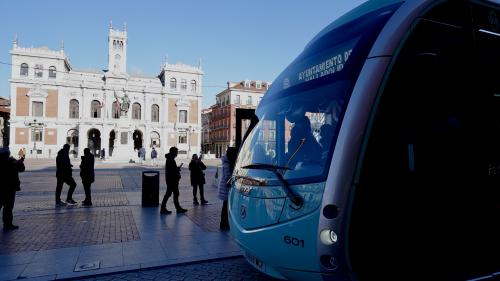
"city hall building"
8,24,203,161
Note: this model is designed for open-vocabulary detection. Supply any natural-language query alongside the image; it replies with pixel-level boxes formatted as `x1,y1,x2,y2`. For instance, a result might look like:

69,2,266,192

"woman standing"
80,148,95,206
218,147,238,230
189,154,207,205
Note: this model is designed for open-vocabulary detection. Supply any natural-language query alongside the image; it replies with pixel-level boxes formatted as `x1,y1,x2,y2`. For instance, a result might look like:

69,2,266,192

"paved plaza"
0,158,260,280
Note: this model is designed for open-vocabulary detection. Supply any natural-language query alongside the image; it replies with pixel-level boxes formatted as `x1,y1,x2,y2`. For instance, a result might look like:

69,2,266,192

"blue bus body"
230,1,500,280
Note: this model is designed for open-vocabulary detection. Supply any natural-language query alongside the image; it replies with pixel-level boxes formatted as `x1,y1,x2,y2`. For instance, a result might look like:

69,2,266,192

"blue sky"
0,1,366,108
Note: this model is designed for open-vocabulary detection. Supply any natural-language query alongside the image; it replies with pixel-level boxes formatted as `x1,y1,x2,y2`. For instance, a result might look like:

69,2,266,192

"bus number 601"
284,235,304,248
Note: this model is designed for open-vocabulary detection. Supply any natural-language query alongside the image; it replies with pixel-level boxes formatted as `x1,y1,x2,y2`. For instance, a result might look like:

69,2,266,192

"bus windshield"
235,3,400,185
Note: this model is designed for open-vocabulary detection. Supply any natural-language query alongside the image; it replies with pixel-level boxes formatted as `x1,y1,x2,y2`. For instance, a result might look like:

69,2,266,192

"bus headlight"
320,229,338,245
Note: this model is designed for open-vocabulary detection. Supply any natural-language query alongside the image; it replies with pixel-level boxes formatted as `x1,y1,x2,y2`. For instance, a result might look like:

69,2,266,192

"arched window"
181,79,187,91
91,100,101,118
191,80,197,92
151,104,159,122
69,99,79,119
20,63,28,76
170,78,177,89
112,101,120,119
49,66,56,78
132,103,141,120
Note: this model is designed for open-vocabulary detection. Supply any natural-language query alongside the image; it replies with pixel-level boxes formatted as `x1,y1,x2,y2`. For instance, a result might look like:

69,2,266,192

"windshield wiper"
241,163,303,208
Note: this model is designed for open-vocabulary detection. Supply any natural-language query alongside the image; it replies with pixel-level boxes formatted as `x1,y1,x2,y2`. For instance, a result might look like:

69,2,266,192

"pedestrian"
189,154,208,205
0,147,25,231
151,147,158,166
141,147,146,163
218,147,238,230
18,148,25,159
101,148,106,160
80,148,95,206
160,147,187,214
55,144,77,206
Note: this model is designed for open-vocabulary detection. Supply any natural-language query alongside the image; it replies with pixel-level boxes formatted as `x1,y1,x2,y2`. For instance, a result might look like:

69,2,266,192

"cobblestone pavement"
79,257,280,281
0,159,222,255
0,208,140,254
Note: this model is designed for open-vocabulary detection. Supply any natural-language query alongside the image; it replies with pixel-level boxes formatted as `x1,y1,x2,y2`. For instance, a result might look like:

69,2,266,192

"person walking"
18,148,25,159
151,147,158,166
189,154,207,205
218,147,238,230
100,148,106,160
55,144,77,206
80,148,95,206
0,148,25,231
160,147,187,214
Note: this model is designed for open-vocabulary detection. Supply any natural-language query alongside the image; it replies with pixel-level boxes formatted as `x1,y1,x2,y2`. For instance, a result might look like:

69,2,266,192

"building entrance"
87,128,101,157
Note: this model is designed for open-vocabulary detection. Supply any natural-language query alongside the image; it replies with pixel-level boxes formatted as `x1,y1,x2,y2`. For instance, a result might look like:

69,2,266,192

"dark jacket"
56,149,73,178
0,156,25,193
80,155,95,183
151,149,158,159
189,160,206,185
165,153,181,184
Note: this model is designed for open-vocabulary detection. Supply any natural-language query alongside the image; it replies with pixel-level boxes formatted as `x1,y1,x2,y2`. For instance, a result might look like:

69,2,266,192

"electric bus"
229,0,500,280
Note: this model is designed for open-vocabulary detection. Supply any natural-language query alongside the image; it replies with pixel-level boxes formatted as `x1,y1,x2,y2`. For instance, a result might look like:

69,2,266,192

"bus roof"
306,0,404,49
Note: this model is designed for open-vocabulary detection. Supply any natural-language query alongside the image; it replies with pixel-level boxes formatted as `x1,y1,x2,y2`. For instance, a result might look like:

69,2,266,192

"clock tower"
108,22,127,74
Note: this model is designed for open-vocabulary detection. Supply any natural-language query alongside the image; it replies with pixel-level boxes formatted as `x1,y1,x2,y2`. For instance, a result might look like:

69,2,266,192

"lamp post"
26,119,46,159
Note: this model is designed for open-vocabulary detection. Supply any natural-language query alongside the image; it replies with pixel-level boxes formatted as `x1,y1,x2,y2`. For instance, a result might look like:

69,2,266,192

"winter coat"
56,149,73,178
217,155,233,200
0,156,25,193
189,160,206,185
165,153,181,184
80,155,95,183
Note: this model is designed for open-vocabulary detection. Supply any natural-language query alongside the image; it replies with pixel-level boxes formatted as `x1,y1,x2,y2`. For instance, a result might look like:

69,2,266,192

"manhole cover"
74,260,101,272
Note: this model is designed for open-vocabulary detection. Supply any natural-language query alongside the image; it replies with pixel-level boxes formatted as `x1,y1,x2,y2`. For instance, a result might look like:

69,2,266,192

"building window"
191,80,197,92
235,95,240,105
181,79,187,91
32,130,43,142
179,110,187,123
49,66,56,78
112,101,120,119
247,96,253,105
32,101,43,117
179,135,187,144
69,99,79,119
20,63,28,76
132,103,141,120
151,104,159,122
35,64,43,78
170,78,177,89
91,100,101,118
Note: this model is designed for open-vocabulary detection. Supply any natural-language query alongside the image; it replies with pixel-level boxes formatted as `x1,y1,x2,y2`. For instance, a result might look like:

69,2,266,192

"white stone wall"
9,28,203,161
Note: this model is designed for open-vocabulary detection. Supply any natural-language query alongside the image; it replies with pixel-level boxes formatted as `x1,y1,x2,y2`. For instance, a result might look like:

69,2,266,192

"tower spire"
60,40,64,51
109,20,113,29
13,34,18,48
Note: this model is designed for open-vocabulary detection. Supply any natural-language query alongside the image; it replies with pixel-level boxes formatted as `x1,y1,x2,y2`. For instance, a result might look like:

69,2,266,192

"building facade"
0,97,10,148
9,24,203,160
208,80,270,157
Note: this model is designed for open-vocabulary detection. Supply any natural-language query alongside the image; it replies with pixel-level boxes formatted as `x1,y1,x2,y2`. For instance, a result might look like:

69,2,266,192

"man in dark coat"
0,147,25,231
189,154,207,205
160,147,187,214
55,144,77,206
80,148,95,206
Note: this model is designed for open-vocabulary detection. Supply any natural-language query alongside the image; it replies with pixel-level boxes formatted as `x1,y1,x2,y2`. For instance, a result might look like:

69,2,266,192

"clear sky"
0,0,366,108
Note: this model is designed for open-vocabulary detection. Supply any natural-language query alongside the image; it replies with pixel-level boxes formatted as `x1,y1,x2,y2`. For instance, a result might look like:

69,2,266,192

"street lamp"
26,119,46,159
